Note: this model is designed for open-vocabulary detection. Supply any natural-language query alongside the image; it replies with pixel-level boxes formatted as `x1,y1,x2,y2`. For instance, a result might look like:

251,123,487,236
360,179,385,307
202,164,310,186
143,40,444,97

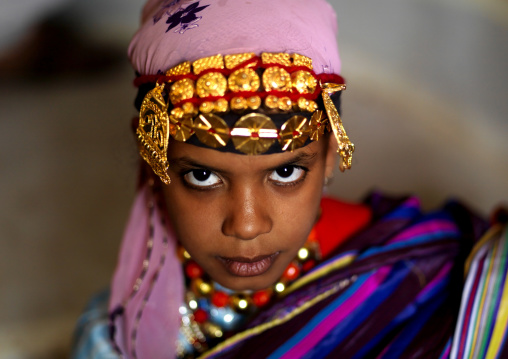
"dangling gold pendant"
321,83,354,172
137,83,172,184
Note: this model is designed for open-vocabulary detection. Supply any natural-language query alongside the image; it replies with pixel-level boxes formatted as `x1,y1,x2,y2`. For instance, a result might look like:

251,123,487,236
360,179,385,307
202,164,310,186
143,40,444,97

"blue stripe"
357,229,459,260
267,272,371,359
353,266,451,359
378,276,449,358
304,262,411,359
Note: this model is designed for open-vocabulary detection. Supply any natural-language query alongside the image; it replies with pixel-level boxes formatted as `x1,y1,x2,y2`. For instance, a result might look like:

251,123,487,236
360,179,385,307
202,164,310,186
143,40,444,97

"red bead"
211,291,229,307
193,308,208,323
282,262,300,281
252,290,271,307
185,261,204,279
302,259,316,272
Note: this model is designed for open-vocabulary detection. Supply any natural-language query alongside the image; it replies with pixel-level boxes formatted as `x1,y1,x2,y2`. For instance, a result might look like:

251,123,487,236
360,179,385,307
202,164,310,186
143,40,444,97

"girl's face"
162,136,337,291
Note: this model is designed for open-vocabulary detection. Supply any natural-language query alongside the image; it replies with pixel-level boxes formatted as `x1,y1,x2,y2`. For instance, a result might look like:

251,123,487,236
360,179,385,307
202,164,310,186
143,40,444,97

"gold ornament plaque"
279,115,310,152
309,110,328,141
169,114,194,142
194,114,230,148
231,113,278,155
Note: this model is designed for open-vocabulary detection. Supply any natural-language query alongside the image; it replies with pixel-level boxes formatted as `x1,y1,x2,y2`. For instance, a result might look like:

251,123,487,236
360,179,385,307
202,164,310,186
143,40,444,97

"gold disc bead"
214,98,229,113
247,96,261,110
297,97,318,112
230,97,248,112
199,101,214,114
196,72,228,98
291,70,317,94
278,97,292,112
307,101,318,112
170,107,184,119
228,68,260,92
265,95,279,110
194,113,230,148
182,102,197,116
262,67,291,92
169,78,195,104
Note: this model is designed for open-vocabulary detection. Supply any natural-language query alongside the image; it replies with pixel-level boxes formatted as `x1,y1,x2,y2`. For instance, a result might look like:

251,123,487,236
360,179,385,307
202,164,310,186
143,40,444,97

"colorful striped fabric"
450,224,508,359
201,197,485,358
72,195,505,358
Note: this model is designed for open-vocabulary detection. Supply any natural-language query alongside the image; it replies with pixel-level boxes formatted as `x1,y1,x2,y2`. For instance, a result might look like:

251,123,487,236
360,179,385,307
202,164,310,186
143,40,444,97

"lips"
218,252,280,277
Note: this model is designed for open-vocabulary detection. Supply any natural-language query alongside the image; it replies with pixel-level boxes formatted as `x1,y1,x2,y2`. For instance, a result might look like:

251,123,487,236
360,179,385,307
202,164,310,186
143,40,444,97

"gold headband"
136,52,354,184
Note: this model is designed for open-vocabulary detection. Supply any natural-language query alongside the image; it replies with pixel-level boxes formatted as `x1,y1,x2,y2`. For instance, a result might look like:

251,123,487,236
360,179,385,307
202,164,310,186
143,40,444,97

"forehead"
166,139,325,172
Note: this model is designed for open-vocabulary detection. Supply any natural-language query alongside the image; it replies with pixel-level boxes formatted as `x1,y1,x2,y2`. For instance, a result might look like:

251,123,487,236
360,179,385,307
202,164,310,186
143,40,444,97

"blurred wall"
0,0,507,357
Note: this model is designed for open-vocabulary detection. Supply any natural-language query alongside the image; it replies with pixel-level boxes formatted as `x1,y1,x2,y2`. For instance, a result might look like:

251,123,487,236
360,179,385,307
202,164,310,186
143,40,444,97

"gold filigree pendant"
137,83,172,184
321,83,354,171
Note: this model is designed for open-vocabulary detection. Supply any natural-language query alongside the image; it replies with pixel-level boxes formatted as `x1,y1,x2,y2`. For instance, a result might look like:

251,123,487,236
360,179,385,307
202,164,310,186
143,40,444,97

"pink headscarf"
129,0,341,75
110,0,342,357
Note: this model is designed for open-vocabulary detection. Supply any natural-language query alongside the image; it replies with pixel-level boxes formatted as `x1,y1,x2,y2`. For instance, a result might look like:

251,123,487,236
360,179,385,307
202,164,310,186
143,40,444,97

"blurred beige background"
0,0,507,357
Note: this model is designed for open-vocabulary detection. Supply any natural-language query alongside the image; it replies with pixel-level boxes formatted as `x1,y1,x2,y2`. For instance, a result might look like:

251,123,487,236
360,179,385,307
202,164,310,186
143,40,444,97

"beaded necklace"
176,229,321,358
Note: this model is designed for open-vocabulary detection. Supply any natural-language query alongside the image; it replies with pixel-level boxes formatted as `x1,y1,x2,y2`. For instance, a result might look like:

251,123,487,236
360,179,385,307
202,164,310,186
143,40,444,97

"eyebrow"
265,151,318,172
169,157,228,174
169,150,318,174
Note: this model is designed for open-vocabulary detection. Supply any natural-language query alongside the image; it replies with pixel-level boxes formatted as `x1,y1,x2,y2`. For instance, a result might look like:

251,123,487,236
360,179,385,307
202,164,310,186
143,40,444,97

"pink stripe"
388,220,457,244
439,344,451,359
280,266,391,359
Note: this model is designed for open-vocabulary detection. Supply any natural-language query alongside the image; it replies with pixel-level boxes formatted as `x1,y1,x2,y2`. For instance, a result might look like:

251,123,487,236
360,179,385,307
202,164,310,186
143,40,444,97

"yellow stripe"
468,239,498,359
284,254,356,295
465,224,502,275
486,228,508,359
198,284,342,359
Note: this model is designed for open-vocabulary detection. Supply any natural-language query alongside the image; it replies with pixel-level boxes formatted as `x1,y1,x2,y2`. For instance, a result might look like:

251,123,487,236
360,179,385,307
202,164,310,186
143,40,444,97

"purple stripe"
416,262,453,300
388,220,458,244
280,266,391,359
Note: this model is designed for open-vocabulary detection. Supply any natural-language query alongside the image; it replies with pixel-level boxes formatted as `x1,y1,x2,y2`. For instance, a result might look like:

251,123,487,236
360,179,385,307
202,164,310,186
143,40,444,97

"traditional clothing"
71,0,508,357
72,187,508,358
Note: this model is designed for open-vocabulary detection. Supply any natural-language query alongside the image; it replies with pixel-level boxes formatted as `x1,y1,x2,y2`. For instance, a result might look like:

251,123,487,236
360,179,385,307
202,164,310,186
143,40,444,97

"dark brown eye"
193,169,211,181
183,169,221,187
268,166,305,184
276,166,294,178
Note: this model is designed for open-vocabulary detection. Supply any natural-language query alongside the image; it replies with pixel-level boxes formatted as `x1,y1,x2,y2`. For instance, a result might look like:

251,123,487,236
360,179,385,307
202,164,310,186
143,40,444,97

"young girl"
72,0,508,358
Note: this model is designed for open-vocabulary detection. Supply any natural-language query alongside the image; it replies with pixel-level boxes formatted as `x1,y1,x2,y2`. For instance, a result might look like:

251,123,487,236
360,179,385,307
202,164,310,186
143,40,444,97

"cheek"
162,185,220,253
273,179,324,248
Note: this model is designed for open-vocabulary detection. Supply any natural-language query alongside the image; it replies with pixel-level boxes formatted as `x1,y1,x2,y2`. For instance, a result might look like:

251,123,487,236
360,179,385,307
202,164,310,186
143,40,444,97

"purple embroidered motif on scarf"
153,0,210,34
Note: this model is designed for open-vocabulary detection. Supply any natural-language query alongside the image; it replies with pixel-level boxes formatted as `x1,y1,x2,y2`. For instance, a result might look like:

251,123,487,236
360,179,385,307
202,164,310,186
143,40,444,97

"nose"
221,186,272,240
